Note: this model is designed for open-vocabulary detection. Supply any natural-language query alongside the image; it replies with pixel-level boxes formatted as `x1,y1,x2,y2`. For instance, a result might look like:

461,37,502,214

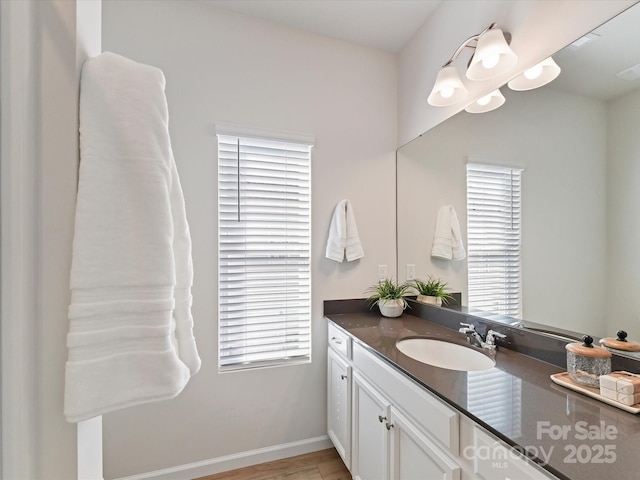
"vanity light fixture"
427,23,517,107
507,56,561,91
464,88,505,113
427,66,469,106
465,27,518,81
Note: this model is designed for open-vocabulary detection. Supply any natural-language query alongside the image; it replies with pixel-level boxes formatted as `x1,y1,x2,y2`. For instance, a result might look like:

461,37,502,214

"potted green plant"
366,278,412,318
410,276,454,306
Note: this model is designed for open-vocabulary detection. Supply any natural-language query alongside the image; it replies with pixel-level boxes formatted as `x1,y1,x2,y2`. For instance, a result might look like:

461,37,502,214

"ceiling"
551,2,640,101
200,0,442,52
198,1,639,101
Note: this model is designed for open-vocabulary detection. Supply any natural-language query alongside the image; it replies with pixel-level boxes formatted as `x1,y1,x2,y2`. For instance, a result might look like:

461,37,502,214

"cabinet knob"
340,374,347,380
386,422,394,431
378,415,386,423
331,337,343,345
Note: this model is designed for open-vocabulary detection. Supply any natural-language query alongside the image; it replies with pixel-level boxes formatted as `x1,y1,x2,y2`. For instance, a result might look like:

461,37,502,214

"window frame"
466,162,523,318
216,124,314,372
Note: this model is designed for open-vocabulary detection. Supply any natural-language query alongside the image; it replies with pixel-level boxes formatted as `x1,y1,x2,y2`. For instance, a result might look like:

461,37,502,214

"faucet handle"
486,330,506,345
459,322,475,331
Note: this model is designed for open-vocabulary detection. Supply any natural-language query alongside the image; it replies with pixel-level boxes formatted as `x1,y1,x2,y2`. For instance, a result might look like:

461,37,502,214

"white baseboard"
113,435,333,480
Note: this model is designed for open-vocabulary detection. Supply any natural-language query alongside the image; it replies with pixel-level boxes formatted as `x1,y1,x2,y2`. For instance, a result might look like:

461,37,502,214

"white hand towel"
326,199,364,262
64,52,200,423
431,205,466,261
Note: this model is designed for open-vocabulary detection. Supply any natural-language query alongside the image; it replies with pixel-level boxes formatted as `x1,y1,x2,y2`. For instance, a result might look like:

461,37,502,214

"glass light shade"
464,89,505,113
466,28,518,81
427,66,469,106
507,56,561,91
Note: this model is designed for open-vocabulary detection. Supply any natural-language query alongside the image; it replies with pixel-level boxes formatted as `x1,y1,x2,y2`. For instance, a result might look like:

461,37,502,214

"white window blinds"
466,163,522,317
217,131,312,371
467,370,522,438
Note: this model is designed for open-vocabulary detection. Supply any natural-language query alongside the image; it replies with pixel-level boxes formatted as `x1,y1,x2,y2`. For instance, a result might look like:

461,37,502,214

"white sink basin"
396,337,496,371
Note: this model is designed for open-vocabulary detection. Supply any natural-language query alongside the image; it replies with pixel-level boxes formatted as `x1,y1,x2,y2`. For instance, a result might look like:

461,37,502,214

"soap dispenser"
566,335,611,388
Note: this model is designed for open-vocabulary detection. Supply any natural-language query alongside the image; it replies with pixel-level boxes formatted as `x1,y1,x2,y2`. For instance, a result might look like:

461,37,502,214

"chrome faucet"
459,322,484,347
459,323,506,351
484,330,507,351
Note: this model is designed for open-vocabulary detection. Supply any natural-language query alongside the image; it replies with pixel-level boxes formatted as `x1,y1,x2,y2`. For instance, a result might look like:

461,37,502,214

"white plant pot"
378,299,406,318
417,295,442,306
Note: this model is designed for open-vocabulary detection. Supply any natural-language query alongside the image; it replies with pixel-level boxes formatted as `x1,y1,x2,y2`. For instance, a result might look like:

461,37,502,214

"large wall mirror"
397,3,640,346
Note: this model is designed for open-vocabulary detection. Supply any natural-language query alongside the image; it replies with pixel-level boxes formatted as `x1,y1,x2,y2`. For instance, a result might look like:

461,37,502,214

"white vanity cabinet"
351,342,461,480
327,320,559,480
327,323,352,468
352,370,461,480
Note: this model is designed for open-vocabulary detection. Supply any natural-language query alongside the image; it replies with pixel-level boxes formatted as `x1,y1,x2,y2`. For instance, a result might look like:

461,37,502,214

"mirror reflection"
396,4,640,343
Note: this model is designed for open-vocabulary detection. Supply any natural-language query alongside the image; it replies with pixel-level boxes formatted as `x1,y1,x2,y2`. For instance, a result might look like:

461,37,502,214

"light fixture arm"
442,23,513,68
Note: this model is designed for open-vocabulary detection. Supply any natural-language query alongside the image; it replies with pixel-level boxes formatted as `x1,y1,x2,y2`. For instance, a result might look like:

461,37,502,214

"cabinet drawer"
353,341,460,455
328,322,351,360
472,426,555,479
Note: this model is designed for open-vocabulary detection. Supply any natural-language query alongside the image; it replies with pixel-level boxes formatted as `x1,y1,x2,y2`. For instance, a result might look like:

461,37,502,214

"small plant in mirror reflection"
366,278,411,309
410,276,454,305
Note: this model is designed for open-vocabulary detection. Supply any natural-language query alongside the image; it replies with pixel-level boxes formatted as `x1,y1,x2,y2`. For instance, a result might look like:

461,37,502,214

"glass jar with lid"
566,335,611,388
599,330,640,359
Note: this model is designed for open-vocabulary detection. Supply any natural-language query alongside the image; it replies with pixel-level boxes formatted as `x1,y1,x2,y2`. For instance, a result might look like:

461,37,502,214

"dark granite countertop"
326,309,640,480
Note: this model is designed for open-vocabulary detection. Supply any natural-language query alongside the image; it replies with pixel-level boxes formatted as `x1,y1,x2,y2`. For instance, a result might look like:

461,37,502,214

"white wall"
606,88,640,340
101,1,397,477
398,0,635,146
397,87,608,336
1,2,41,477
1,1,101,478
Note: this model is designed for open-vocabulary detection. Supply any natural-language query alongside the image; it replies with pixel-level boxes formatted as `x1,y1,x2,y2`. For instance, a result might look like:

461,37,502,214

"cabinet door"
327,348,352,468
352,373,391,480
471,426,554,480
390,407,461,480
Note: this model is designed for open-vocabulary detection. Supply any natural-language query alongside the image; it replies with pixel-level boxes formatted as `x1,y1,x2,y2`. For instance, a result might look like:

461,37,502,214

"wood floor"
194,448,351,480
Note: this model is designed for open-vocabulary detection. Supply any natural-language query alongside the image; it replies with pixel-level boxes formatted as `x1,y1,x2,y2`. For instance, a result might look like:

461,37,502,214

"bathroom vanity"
325,300,640,480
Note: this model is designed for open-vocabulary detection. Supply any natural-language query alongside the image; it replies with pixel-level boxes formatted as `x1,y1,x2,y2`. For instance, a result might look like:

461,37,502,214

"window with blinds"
466,163,522,317
217,129,313,371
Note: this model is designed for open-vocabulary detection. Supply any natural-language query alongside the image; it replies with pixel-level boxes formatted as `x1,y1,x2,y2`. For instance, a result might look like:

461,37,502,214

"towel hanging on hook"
326,199,364,262
431,205,466,261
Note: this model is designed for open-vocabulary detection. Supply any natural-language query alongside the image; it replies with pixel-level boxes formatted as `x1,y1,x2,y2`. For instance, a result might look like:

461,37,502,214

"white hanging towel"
431,205,466,261
325,199,365,262
64,52,201,423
